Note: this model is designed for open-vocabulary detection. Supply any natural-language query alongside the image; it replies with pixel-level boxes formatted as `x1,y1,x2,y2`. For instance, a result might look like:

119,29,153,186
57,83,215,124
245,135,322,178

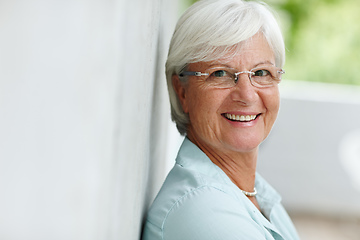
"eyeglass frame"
178,66,285,88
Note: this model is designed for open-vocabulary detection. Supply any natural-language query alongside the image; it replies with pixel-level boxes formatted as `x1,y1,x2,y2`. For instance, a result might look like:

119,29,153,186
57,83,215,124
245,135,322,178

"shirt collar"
175,137,223,178
176,137,282,216
255,173,282,219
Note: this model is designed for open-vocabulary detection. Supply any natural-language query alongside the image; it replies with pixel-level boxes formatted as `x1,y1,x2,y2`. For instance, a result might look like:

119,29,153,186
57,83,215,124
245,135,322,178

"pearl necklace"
241,187,257,197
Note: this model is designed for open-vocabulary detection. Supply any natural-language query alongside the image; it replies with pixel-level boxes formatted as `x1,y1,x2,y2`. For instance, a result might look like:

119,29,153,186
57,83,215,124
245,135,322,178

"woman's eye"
212,70,228,78
253,69,271,77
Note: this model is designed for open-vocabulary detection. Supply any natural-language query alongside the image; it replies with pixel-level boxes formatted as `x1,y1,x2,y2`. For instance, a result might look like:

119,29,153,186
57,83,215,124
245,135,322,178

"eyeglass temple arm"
179,71,209,77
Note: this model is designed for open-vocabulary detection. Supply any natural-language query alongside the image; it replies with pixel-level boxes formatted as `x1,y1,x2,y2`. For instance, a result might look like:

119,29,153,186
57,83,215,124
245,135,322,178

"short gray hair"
166,0,285,135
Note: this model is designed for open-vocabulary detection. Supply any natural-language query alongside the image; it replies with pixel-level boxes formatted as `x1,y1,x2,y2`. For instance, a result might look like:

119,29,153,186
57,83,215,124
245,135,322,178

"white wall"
0,0,178,239
258,80,360,217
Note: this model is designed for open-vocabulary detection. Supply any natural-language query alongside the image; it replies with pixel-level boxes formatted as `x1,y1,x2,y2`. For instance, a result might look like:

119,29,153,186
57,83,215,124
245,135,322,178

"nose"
234,71,252,84
229,73,258,104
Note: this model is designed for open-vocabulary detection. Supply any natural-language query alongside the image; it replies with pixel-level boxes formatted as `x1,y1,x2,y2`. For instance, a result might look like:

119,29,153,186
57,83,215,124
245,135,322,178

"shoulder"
145,163,233,227
143,166,266,240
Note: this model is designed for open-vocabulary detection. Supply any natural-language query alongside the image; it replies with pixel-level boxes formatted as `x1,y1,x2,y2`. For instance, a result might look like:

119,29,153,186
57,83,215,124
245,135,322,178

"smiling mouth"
223,113,259,122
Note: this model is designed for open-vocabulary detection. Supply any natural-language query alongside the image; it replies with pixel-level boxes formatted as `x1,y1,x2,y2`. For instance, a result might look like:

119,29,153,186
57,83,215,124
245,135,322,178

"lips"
223,113,259,122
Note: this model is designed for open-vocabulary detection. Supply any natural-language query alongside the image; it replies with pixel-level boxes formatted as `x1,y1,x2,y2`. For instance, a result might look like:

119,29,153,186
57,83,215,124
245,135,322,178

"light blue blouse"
142,138,300,240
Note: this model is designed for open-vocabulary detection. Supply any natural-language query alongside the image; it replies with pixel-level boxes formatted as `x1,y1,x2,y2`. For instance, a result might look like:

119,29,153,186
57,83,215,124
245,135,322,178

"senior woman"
143,0,299,239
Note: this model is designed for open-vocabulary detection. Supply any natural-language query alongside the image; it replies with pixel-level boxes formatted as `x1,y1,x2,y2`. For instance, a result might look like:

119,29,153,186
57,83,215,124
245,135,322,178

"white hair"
166,0,285,135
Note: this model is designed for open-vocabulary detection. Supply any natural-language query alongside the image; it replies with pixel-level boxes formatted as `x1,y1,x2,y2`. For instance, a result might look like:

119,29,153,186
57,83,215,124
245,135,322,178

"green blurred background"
182,0,360,85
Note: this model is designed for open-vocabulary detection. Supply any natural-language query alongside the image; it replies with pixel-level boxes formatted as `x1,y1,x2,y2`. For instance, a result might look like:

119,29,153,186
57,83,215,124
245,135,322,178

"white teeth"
225,113,257,122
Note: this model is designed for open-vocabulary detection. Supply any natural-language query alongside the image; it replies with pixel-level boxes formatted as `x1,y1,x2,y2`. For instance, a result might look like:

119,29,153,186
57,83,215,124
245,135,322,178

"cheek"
273,91,280,113
186,88,224,121
271,95,280,115
264,90,280,122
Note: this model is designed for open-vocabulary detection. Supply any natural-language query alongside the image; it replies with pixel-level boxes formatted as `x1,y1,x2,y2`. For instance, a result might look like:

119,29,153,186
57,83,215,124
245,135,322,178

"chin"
221,137,262,154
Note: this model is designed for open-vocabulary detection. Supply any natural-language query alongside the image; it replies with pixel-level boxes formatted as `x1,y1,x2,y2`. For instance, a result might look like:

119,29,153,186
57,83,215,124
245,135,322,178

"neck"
187,134,258,193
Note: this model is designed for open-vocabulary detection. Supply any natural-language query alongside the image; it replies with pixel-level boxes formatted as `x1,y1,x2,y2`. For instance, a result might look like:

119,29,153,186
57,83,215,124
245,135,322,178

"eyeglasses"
179,66,285,88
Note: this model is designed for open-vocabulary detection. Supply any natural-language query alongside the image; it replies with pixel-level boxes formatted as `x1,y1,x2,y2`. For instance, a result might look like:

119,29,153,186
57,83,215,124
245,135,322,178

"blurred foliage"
183,0,360,85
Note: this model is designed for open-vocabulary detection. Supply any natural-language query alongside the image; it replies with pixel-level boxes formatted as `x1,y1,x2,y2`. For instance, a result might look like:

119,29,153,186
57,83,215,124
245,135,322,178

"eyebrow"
253,61,275,68
205,61,275,71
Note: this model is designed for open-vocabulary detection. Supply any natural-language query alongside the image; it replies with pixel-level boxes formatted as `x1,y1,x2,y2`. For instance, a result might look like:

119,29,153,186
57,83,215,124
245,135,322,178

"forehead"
188,33,275,70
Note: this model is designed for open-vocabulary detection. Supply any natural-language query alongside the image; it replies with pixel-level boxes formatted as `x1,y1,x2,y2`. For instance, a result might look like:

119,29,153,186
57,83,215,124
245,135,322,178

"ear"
172,75,189,113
